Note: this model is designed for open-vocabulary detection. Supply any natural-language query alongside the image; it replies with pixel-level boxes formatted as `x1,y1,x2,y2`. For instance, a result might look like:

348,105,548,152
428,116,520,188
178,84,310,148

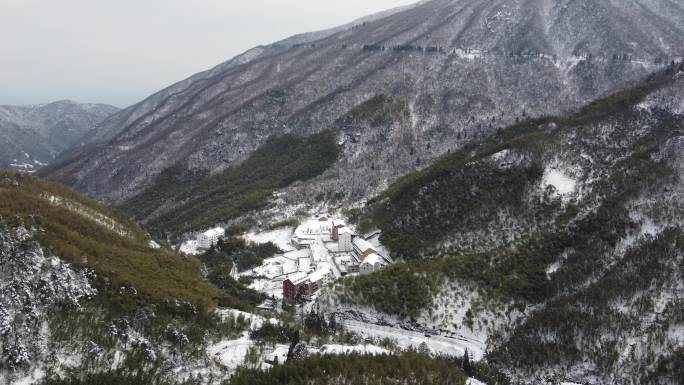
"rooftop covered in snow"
201,227,224,238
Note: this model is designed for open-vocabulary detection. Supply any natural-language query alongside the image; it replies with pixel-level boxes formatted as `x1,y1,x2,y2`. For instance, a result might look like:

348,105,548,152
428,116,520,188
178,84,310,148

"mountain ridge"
0,100,118,172
43,0,684,208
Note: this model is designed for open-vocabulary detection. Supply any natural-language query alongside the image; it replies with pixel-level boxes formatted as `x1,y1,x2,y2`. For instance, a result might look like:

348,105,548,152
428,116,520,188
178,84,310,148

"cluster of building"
282,216,391,303
331,219,388,275
183,214,393,305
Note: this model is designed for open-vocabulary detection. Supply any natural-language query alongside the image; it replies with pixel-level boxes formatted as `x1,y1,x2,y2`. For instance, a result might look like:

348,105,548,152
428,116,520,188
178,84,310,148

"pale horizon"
0,0,417,108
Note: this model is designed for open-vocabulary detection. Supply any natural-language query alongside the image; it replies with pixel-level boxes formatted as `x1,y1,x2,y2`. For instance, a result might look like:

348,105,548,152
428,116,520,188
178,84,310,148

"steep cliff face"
44,0,684,205
0,100,118,172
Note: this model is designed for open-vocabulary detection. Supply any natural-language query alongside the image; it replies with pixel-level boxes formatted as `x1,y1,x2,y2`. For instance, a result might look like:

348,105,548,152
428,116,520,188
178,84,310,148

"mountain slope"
325,63,684,385
0,172,475,385
44,0,684,207
120,130,339,235
0,172,267,384
0,100,118,172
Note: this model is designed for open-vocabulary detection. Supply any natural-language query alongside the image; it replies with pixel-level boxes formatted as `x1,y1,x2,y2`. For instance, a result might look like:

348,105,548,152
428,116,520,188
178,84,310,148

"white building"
308,270,327,292
197,227,225,250
281,259,298,275
360,253,385,275
353,237,377,258
338,227,353,252
299,257,312,272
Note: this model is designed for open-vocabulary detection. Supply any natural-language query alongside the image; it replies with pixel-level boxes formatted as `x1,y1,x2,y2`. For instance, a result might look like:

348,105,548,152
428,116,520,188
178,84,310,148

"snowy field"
248,277,285,299
208,338,395,373
207,336,260,370
207,309,282,371
179,239,200,255
466,378,487,385
541,167,577,199
13,369,45,385
294,217,333,240
207,309,394,373
216,308,278,330
340,319,485,361
244,227,296,252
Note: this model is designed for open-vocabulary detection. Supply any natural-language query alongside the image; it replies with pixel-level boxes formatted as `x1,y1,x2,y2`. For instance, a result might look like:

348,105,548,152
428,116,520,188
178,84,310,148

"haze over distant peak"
0,100,118,172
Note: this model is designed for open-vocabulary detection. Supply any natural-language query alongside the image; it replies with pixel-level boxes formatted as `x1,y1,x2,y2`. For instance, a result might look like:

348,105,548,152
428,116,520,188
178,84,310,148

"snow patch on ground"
248,277,285,299
312,344,390,355
541,167,577,199
294,217,333,239
546,261,561,275
490,149,511,162
488,148,530,169
1,227,95,384
207,336,256,371
542,168,577,195
216,308,278,330
244,228,295,252
207,311,390,374
179,240,200,255
12,368,45,385
207,309,282,372
340,319,484,360
614,209,665,255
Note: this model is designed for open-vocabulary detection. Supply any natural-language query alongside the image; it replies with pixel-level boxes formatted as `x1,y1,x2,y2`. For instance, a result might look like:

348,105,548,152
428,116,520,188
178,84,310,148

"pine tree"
418,342,430,355
287,329,300,361
462,348,474,377
328,313,337,330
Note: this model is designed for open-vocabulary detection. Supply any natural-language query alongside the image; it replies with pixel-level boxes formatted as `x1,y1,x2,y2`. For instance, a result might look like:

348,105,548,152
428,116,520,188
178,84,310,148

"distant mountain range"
0,100,118,172
44,0,684,208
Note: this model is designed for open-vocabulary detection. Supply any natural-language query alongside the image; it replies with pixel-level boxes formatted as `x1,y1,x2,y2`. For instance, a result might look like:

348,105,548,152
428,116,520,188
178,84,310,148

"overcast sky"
0,0,417,108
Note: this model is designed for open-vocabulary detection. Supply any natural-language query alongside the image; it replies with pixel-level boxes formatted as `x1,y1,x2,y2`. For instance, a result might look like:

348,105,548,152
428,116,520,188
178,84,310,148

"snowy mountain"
44,0,684,207
11,1,684,384
0,172,241,384
0,100,118,172
0,172,474,385
325,64,684,385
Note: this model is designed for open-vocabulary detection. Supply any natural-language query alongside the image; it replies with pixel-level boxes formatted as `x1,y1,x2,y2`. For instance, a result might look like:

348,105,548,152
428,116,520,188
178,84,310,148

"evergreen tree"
418,342,430,355
286,330,300,361
462,348,474,377
328,313,337,330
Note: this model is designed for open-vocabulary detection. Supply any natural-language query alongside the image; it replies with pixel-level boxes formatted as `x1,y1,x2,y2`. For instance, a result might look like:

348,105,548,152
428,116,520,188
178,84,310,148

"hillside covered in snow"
4,1,683,384
44,0,684,212
328,62,684,385
0,100,118,172
0,173,477,385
